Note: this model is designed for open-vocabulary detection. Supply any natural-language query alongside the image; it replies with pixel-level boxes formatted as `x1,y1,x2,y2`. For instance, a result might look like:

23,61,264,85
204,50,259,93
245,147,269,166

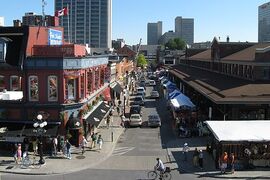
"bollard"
111,131,114,142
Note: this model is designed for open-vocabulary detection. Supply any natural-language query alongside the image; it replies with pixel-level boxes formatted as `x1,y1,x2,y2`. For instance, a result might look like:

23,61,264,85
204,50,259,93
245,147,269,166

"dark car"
130,105,142,115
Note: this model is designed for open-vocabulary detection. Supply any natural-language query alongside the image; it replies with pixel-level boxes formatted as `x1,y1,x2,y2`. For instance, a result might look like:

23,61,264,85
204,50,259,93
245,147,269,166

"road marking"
112,146,135,156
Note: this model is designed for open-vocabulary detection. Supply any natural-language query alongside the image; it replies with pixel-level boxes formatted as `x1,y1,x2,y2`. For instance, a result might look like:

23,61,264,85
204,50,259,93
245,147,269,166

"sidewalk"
0,100,128,175
166,137,270,179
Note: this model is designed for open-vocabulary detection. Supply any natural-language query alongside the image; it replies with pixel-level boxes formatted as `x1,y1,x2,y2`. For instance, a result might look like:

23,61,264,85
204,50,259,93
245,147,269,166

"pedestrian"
90,132,97,149
65,139,72,159
106,116,111,129
229,153,235,174
117,106,120,115
59,137,65,156
97,134,103,151
81,136,88,155
219,152,228,174
23,137,30,155
52,137,58,156
198,149,204,169
193,147,199,167
32,138,38,155
182,143,190,161
15,144,22,164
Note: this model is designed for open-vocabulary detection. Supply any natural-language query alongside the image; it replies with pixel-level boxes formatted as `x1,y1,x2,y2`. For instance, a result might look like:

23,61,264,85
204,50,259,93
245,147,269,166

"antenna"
42,0,47,26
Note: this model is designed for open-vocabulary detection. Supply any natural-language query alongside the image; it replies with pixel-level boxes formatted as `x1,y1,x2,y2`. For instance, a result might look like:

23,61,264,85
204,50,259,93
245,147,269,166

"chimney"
226,36,230,43
13,20,21,27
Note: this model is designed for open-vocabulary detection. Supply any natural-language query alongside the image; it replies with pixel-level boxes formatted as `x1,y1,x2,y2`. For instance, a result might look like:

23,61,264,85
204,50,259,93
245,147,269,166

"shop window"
0,75,5,91
48,76,58,102
29,76,39,101
66,78,76,100
10,75,21,91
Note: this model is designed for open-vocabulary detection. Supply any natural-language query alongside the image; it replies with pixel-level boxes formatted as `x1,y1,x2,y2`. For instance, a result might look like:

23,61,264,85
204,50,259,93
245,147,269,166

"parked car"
130,105,142,115
150,90,160,98
129,114,142,127
136,87,146,95
148,114,161,127
137,91,145,98
132,96,145,106
149,80,156,86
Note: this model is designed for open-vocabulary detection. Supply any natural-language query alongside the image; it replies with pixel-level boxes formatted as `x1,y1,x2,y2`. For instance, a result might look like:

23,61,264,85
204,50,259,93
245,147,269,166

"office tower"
259,2,270,42
55,0,112,48
22,12,58,26
175,16,194,45
147,21,162,45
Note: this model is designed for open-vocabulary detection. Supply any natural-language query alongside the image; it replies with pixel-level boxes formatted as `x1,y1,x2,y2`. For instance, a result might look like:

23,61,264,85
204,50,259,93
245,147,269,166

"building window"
0,75,5,91
66,79,76,100
10,75,21,91
48,76,58,102
80,74,84,99
29,76,39,101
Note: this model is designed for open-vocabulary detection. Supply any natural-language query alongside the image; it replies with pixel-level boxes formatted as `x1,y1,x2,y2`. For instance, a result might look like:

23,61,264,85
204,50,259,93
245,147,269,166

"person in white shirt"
183,143,190,161
155,158,165,173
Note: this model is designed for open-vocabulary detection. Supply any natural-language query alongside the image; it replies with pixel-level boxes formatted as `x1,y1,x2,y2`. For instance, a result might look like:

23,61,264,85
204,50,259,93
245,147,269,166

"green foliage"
165,38,186,50
137,54,148,68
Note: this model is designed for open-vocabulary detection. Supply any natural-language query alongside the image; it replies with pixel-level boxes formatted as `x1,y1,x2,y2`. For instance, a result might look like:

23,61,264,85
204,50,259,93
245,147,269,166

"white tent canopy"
170,93,195,109
206,121,270,142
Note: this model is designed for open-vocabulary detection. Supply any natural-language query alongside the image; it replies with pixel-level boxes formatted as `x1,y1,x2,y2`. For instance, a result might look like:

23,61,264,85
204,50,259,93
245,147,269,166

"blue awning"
170,94,195,109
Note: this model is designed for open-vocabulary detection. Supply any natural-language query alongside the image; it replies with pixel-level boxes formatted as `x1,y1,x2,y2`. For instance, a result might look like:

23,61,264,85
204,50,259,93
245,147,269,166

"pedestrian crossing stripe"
112,146,135,156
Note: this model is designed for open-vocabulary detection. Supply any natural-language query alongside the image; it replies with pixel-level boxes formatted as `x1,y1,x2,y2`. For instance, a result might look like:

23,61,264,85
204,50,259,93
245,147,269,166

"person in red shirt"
219,152,228,174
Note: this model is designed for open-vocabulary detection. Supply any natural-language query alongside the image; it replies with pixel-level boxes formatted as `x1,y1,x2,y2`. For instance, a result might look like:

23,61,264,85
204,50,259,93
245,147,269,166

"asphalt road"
0,82,199,180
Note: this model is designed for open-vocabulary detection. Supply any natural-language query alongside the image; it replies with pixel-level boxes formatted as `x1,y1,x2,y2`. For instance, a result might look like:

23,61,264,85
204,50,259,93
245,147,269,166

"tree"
165,38,186,50
137,54,148,68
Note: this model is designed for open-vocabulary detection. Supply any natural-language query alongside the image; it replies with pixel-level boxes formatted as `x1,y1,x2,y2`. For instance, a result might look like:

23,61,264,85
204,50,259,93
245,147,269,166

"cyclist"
155,158,165,175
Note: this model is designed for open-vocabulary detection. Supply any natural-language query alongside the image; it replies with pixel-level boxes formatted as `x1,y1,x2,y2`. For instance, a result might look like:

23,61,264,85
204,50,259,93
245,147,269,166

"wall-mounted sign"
48,29,62,45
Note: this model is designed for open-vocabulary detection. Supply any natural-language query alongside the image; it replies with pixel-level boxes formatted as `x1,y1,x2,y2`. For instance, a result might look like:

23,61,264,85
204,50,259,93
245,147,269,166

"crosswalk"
112,146,135,156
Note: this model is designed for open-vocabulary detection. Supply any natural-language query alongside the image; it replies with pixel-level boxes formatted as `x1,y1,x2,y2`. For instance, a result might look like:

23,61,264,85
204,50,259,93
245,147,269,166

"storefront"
206,121,270,169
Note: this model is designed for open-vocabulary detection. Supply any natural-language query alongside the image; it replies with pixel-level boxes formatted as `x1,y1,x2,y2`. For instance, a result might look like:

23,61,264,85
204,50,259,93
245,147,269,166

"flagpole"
67,3,70,43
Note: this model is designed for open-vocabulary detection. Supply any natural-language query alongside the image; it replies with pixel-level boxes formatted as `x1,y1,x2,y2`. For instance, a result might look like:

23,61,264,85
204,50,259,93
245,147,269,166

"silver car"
148,114,161,127
129,114,142,127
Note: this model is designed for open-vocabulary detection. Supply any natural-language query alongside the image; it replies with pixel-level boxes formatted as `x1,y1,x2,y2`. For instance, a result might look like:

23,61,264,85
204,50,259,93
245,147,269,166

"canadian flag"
55,7,68,17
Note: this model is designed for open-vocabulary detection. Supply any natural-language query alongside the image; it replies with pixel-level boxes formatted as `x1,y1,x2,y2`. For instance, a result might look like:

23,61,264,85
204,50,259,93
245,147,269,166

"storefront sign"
48,29,62,45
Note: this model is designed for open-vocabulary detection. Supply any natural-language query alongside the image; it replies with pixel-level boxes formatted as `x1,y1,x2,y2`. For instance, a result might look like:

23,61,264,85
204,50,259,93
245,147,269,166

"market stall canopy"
168,89,182,99
170,93,195,109
85,102,111,127
206,121,270,142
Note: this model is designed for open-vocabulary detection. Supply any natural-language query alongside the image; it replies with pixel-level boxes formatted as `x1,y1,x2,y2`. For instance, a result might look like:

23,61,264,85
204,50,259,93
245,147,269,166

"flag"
55,7,68,17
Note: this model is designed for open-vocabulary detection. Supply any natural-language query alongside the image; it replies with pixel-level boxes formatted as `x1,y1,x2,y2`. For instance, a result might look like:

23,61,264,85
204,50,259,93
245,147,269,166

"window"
10,75,21,91
66,79,76,100
48,76,58,102
29,76,39,101
0,75,5,91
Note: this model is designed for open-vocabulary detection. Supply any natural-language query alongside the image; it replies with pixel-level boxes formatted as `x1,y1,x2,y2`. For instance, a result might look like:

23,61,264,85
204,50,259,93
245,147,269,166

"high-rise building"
258,2,270,42
0,17,4,26
22,12,58,26
147,21,162,45
175,16,194,45
55,0,112,48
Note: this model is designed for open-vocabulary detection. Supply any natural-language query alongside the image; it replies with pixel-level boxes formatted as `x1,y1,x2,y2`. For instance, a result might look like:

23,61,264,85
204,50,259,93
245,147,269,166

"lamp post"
33,114,47,165
123,94,126,116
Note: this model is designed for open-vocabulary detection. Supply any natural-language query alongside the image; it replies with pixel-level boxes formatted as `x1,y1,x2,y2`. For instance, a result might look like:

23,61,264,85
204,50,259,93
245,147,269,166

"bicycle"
147,167,172,180
20,155,41,169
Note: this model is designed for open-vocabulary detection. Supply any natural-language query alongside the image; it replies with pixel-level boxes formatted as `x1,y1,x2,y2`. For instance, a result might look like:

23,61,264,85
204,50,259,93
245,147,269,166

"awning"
85,102,111,127
111,82,123,94
206,121,270,142
170,93,195,109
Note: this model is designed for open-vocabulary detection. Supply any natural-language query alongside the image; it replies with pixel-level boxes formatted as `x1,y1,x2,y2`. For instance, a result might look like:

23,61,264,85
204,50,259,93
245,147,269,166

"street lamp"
33,114,47,164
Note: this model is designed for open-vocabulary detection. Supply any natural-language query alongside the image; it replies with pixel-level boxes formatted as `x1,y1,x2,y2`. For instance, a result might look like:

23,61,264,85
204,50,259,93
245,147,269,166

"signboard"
48,29,62,45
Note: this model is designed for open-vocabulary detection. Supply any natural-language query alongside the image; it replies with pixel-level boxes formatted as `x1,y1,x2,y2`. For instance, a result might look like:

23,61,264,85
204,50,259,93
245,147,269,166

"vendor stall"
206,121,270,169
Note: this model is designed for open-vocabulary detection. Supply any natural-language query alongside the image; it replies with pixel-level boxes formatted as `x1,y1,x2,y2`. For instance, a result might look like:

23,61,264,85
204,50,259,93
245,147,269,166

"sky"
0,0,268,45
